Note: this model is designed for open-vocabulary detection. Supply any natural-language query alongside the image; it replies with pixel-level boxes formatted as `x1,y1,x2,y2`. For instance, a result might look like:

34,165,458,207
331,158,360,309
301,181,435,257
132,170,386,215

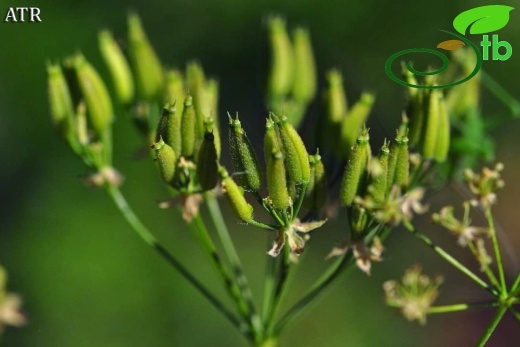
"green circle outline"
384,30,483,89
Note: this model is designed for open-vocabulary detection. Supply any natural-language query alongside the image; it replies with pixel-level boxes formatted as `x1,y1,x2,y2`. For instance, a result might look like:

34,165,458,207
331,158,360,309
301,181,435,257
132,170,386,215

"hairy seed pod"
277,116,310,184
421,89,439,159
303,151,328,210
219,167,254,223
390,130,410,190
156,103,181,155
292,27,317,104
98,30,135,104
204,116,221,159
340,92,375,157
47,63,75,139
340,128,370,206
369,140,390,202
319,69,347,151
267,16,293,102
164,69,185,116
268,150,291,211
434,91,450,163
72,54,114,135
264,118,290,210
228,114,262,192
197,131,219,191
151,137,176,185
186,62,207,138
325,69,348,123
181,95,197,157
127,12,164,100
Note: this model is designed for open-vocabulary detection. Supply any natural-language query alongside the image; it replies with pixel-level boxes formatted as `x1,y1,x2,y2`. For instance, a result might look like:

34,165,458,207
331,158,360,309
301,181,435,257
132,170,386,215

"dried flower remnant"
268,218,327,257
0,267,26,334
384,265,443,325
464,163,505,208
355,186,427,226
431,203,488,247
327,238,384,275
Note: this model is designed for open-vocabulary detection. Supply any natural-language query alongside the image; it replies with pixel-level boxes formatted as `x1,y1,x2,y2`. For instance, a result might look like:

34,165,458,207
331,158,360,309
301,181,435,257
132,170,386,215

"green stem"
266,245,292,335
188,212,254,332
262,241,279,325
249,219,277,230
508,307,520,323
427,301,498,314
485,208,507,297
291,183,308,222
476,305,508,347
274,251,355,335
468,241,500,290
511,272,520,295
104,184,246,334
404,221,499,297
481,70,520,118
204,192,264,339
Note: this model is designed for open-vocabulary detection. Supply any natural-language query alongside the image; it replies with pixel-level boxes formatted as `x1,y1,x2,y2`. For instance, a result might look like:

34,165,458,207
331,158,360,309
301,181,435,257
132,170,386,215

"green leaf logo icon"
453,5,514,35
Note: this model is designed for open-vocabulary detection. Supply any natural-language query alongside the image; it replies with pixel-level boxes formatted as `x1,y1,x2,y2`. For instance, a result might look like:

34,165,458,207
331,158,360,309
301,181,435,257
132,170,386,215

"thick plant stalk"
476,305,508,347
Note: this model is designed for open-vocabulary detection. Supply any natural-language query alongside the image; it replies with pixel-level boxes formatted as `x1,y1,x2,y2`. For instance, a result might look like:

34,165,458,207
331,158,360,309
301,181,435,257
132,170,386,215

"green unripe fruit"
128,12,164,100
434,91,450,163
340,92,375,157
156,103,181,155
277,116,310,184
292,27,317,104
267,16,293,102
340,128,370,206
421,89,439,159
219,167,254,223
72,54,114,135
267,150,291,211
152,137,176,185
164,69,185,116
203,116,221,159
47,63,75,139
196,131,219,191
369,141,389,202
98,30,135,104
228,114,262,192
181,95,197,157
303,151,328,210
387,130,410,190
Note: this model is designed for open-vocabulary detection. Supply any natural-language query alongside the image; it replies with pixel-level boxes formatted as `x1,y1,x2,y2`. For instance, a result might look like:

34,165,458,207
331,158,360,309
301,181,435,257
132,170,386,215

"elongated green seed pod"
164,69,185,116
319,69,347,151
292,27,317,104
98,30,135,104
181,95,197,157
47,63,75,139
341,92,375,157
219,167,254,223
156,103,181,155
326,69,348,123
152,137,176,185
196,131,218,191
204,116,221,159
340,129,370,206
277,116,310,183
127,12,164,100
369,141,390,202
407,91,424,146
421,89,439,159
303,151,328,210
72,54,114,135
267,16,293,102
264,118,290,210
434,91,450,162
228,114,262,192
391,131,410,189
186,62,207,139
205,79,220,129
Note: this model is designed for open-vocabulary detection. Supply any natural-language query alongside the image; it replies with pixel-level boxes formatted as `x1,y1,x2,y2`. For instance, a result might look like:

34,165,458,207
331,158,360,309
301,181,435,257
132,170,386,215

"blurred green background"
1,0,520,346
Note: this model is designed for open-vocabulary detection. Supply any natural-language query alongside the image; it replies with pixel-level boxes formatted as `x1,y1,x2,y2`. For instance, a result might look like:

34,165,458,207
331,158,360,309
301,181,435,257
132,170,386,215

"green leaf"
453,5,514,35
